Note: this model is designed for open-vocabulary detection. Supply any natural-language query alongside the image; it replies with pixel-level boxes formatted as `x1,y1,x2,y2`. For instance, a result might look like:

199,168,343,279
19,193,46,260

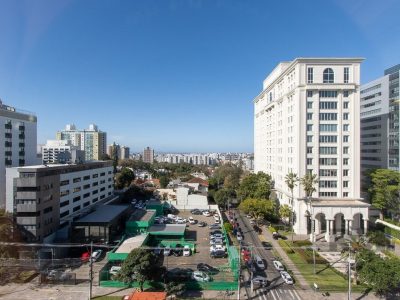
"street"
235,210,302,300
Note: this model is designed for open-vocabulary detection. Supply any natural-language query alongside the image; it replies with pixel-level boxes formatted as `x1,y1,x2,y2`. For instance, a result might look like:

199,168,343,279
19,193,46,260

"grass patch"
278,239,294,254
286,250,367,292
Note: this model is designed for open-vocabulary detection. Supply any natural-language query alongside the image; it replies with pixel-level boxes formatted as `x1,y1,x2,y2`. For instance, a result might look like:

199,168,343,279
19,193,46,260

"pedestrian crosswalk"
256,287,302,300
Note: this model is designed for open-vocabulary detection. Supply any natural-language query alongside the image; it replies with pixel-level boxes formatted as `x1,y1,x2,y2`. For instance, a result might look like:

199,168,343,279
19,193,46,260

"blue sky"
0,0,399,153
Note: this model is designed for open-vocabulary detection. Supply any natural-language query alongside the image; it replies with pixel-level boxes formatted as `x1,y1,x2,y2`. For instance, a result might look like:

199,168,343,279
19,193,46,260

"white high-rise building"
0,100,37,208
253,58,369,241
42,140,85,164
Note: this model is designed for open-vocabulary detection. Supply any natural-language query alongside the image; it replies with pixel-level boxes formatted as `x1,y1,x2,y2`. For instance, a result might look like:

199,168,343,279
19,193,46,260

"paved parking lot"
160,210,234,281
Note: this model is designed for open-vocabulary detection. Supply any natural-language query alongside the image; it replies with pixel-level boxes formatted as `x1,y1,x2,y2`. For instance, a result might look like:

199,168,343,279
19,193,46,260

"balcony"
17,203,38,213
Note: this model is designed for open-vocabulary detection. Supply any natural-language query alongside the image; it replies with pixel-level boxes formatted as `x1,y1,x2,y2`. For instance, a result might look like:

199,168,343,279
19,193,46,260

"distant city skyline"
0,1,399,152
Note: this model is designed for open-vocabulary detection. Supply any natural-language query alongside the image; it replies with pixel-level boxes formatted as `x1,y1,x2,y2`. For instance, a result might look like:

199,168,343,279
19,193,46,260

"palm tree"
285,172,299,242
300,173,319,240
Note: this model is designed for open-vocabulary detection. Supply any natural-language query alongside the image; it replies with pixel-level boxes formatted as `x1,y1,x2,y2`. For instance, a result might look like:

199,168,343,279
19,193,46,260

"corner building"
253,58,369,241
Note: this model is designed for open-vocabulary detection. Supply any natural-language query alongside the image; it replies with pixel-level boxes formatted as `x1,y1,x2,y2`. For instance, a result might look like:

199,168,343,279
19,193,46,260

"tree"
300,173,319,198
368,169,400,219
214,189,234,207
224,222,233,234
115,168,135,190
159,175,170,188
239,198,278,223
285,172,299,241
100,154,111,160
236,172,272,201
254,173,272,199
279,204,292,224
165,281,186,297
116,248,164,291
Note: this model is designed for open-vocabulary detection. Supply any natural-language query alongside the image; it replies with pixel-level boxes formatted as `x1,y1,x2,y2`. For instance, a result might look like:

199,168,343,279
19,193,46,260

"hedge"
295,247,327,264
292,240,312,247
278,239,295,254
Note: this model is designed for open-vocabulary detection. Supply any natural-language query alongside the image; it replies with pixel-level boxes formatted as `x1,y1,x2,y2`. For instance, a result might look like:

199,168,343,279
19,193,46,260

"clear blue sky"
0,0,399,153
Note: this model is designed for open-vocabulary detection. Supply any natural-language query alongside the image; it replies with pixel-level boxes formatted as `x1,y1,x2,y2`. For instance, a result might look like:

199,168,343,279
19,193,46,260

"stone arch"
352,213,364,235
333,212,345,237
314,212,327,235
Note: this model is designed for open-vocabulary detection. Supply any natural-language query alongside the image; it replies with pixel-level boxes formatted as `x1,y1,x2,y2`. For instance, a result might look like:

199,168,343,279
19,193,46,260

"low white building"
176,187,208,210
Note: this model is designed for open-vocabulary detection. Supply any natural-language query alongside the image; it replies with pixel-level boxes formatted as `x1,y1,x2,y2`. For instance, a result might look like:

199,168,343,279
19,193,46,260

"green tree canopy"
116,248,164,291
239,198,278,223
115,168,135,190
368,169,400,219
279,204,292,223
237,172,272,201
159,175,170,188
214,188,235,207
300,173,319,198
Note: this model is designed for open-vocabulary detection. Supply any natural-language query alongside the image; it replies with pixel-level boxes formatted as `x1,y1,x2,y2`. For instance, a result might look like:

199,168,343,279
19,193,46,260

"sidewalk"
263,229,309,290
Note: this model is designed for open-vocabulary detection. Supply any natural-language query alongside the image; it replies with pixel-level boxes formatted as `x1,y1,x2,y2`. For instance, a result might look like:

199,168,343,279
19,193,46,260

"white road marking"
269,289,278,300
292,289,302,300
288,289,295,299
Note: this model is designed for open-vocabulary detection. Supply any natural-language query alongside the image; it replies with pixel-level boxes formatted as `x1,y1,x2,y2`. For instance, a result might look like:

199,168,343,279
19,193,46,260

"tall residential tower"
253,58,369,240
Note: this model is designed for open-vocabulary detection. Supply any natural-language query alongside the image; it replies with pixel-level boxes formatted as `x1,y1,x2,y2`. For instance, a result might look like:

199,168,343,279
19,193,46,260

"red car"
241,249,251,262
81,251,90,263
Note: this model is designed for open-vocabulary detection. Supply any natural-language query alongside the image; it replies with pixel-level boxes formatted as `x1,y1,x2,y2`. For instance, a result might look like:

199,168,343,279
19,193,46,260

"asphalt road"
235,210,302,300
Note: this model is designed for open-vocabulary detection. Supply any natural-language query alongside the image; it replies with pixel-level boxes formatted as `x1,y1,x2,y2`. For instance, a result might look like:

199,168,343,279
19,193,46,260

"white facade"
42,140,84,164
176,187,208,209
0,101,37,208
254,58,369,239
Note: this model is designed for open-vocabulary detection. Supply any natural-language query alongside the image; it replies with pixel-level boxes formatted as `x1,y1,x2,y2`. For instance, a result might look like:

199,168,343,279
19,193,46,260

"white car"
252,276,268,288
110,266,121,275
192,271,210,282
280,271,293,284
213,215,220,221
273,260,285,271
236,232,243,241
91,250,102,262
202,211,211,217
210,244,226,252
210,238,224,245
188,217,196,224
183,245,191,256
210,233,224,239
214,218,220,224
163,246,171,256
255,256,265,270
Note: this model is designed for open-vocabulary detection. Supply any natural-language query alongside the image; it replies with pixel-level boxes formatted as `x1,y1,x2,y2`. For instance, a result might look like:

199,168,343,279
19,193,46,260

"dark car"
191,209,202,215
210,250,227,258
198,221,207,227
253,225,262,234
173,244,183,256
209,230,223,236
272,232,280,240
261,241,272,250
197,263,219,274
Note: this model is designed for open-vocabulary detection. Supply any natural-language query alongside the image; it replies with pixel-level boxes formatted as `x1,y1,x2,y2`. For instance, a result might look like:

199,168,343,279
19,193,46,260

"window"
92,190,98,195
73,196,81,202
60,211,69,218
60,200,69,207
319,180,337,188
343,192,349,197
73,177,81,183
319,158,337,165
343,181,349,188
83,192,90,198
319,147,337,154
343,169,349,176
307,68,313,83
93,182,98,187
319,135,338,143
83,175,90,181
343,90,349,97
60,180,69,186
319,101,337,109
307,91,313,98
319,91,337,98
307,158,313,165
307,124,313,131
307,147,313,154
83,201,90,207
343,147,349,154
307,101,313,109
319,169,337,176
344,67,349,83
343,124,349,131
73,187,81,193
60,190,69,197
83,184,90,189
73,205,80,212
307,135,313,142
320,192,337,197
343,113,349,120
320,113,337,120
343,158,349,165
92,174,98,178
92,197,99,203
343,101,349,109
307,113,313,120
323,68,334,83
43,206,53,214
319,124,337,132
100,172,105,177
343,135,349,142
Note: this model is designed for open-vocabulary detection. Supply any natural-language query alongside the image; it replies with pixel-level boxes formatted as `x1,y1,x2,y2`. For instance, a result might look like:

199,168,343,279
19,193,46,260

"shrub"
278,239,294,254
293,240,312,247
367,230,390,246
268,226,277,233
295,247,327,264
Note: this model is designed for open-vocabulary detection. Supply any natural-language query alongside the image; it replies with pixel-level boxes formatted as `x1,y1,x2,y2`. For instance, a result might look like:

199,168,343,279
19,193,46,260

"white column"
345,219,349,236
348,220,353,236
315,218,321,234
325,220,331,242
363,219,368,235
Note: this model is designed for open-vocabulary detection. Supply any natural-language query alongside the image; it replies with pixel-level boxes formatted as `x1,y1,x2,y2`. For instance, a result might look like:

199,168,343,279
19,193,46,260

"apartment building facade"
254,58,369,240
143,147,154,164
42,140,85,164
56,124,107,161
6,161,114,242
0,100,37,208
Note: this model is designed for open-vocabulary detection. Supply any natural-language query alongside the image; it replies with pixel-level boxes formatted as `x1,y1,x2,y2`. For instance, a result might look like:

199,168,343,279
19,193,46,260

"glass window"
319,124,337,132
343,101,349,109
343,91,349,97
307,147,313,154
323,68,334,83
344,67,349,83
343,158,349,165
343,124,349,131
343,113,349,120
307,68,313,83
307,113,313,120
343,169,349,176
307,124,313,131
307,158,313,165
343,147,349,154
307,135,313,142
343,181,349,188
307,101,313,109
343,135,349,142
307,91,313,98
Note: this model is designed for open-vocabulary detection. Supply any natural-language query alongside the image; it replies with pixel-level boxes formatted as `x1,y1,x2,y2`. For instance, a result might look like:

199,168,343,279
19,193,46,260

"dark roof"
73,205,129,224
148,224,186,235
128,209,156,222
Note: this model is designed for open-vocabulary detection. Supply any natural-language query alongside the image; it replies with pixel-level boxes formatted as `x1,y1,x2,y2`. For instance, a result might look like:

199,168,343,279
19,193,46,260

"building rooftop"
127,291,167,300
73,205,129,224
115,235,148,254
148,224,186,235
15,161,113,175
128,209,156,222
311,199,370,207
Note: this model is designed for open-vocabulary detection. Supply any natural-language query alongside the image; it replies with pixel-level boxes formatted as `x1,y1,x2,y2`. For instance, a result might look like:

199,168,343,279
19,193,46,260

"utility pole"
89,241,93,300
348,241,351,300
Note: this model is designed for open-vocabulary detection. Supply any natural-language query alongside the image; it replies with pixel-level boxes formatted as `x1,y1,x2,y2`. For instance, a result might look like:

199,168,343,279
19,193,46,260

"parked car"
213,215,220,221
261,241,272,250
191,209,202,215
210,250,227,258
236,232,243,241
91,250,103,262
272,231,280,240
163,246,171,256
280,271,293,284
197,263,219,274
252,276,268,288
273,260,285,271
183,245,191,257
202,211,211,217
210,238,224,246
209,230,223,235
198,221,207,227
210,245,226,252
214,218,221,224
110,266,121,276
209,224,221,230
241,250,251,262
192,271,210,282
254,256,266,270
188,217,196,224
166,268,192,282
210,233,224,239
